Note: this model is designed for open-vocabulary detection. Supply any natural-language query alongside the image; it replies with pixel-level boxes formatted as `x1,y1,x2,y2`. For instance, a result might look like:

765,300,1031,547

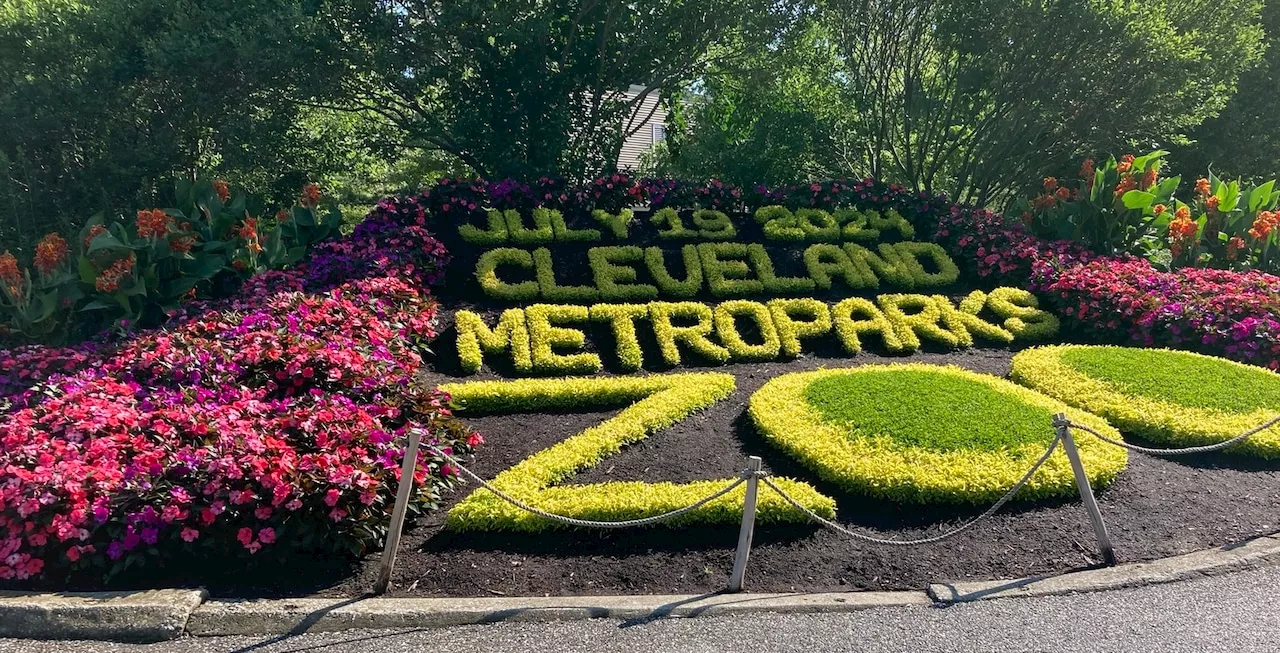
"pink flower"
324,489,341,507
180,528,200,543
257,528,276,544
236,528,254,548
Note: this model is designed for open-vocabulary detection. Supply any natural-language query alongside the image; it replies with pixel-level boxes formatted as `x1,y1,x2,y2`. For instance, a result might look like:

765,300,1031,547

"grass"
1059,347,1280,414
803,368,1055,453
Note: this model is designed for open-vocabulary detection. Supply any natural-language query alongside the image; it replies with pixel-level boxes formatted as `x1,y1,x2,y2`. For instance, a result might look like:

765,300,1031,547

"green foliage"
588,246,660,302
592,209,635,239
656,0,1265,204
441,373,836,532
475,248,540,301
533,248,599,303
1012,345,1280,457
1,177,340,342
589,303,650,371
331,1,793,180
526,303,601,375
459,210,513,245
712,299,782,361
645,245,705,298
697,242,764,296
649,301,731,366
986,287,1061,341
455,308,533,375
767,298,832,357
749,365,1129,504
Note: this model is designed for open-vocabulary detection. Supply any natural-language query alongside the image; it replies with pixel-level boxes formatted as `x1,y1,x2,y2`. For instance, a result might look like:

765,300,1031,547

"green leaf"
1249,181,1275,212
1121,190,1155,210
85,231,127,256
78,299,113,312
78,256,98,284
184,254,226,279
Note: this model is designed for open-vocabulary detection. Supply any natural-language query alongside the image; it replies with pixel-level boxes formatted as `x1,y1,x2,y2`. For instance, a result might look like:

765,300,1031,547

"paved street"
2,566,1278,653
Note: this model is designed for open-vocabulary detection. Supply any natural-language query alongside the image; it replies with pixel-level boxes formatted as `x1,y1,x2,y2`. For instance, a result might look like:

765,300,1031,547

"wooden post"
1055,413,1117,566
727,456,762,593
374,427,424,594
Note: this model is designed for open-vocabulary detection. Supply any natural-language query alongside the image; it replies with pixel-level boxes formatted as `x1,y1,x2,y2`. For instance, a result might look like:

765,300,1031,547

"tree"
0,0,348,252
658,0,1266,206
321,0,797,181
1173,0,1280,183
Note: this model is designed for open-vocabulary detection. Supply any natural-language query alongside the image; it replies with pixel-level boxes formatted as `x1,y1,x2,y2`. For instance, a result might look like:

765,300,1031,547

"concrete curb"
928,533,1280,603
6,532,1280,640
0,588,207,642
186,591,930,636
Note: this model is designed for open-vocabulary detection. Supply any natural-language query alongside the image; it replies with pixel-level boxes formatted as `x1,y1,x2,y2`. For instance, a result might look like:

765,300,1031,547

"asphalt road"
3,566,1279,653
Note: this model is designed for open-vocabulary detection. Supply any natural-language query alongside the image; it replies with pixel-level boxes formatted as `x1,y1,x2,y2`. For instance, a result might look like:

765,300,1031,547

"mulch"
284,344,1280,599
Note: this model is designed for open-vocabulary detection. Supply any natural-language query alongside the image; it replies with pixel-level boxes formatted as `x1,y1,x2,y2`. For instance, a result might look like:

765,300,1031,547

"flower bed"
0,195,480,585
1011,345,1280,458
747,365,1127,504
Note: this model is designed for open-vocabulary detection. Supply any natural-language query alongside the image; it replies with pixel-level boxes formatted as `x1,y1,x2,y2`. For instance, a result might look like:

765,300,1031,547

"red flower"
33,234,69,276
213,179,231,202
136,209,171,239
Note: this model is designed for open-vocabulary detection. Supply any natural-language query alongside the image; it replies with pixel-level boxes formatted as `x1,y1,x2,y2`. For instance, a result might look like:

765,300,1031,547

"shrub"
747,245,816,294
442,373,833,532
650,301,731,366
589,303,650,371
645,245,704,298
767,298,832,357
698,242,764,297
1,179,343,346
690,209,737,239
533,248,599,303
455,309,533,375
525,304,602,375
1011,345,1280,457
475,248,540,301
591,209,635,239
985,287,1060,341
713,300,782,361
589,246,660,302
831,297,903,354
749,365,1127,504
457,209,511,245
877,293,961,350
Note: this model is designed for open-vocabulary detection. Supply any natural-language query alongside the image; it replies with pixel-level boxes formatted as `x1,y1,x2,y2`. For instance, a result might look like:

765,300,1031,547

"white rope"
760,432,1064,546
428,446,749,529
1063,414,1280,456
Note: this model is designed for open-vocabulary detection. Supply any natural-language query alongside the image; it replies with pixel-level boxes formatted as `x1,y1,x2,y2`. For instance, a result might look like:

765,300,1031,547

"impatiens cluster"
0,196,476,584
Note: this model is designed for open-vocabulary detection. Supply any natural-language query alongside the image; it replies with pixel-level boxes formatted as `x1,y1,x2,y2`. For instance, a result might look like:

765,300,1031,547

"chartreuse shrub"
476,248,540,301
442,374,835,531
698,242,764,297
589,246,659,302
459,209,511,245
544,208,601,243
534,248,599,303
591,209,634,239
525,304,602,375
506,207,554,245
645,245,703,298
747,245,816,294
804,244,873,291
691,209,737,239
768,298,832,357
455,308,533,375
749,365,1128,504
650,301,731,366
590,303,650,372
831,297,904,353
713,300,781,361
651,207,698,239
986,288,1060,340
1011,345,1280,458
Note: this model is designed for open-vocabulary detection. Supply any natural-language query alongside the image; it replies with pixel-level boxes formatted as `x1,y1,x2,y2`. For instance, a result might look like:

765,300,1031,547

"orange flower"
136,209,172,239
1249,211,1278,240
1206,196,1220,211
1033,194,1057,210
300,183,321,209
33,233,69,276
275,208,291,223
94,254,135,293
1055,186,1071,201
1115,176,1137,195
213,179,231,202
1080,158,1095,179
1116,154,1135,174
169,234,197,254
1195,178,1211,197
83,224,108,250
238,218,263,255
0,251,22,296
1153,204,1167,217
1169,207,1198,257
1043,177,1058,192
1227,236,1247,261
1140,168,1157,190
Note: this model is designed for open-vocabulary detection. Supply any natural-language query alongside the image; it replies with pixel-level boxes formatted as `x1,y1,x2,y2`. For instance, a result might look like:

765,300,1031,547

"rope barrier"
1060,414,1280,457
759,432,1064,546
428,446,750,529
